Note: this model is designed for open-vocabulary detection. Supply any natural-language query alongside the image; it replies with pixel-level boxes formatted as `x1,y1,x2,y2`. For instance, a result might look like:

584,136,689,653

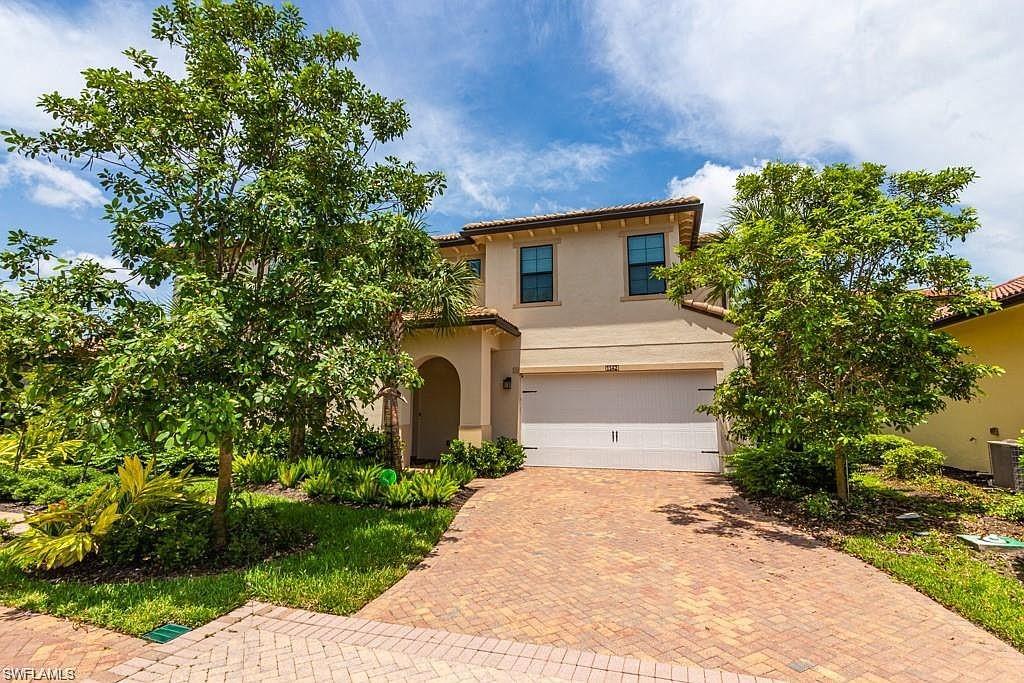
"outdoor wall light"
502,376,512,390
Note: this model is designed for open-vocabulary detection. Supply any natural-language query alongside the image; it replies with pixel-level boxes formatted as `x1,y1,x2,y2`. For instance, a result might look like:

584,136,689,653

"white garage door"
520,371,720,472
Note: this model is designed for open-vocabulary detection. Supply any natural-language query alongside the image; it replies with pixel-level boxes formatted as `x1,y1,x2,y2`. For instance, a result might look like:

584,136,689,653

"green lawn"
832,472,1024,652
0,492,455,636
844,532,1024,650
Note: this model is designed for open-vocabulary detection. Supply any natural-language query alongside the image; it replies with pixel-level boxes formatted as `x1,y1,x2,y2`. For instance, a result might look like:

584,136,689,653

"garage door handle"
522,390,538,394
701,450,720,454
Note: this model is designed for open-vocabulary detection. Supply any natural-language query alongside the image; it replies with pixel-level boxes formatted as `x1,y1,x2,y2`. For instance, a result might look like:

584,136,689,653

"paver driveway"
359,467,1024,681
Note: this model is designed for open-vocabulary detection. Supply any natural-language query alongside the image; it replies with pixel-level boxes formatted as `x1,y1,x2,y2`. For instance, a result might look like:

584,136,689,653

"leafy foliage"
232,452,279,486
439,437,525,478
2,0,450,545
799,491,841,522
277,462,303,488
0,466,115,506
7,456,198,569
407,468,460,506
726,444,834,499
882,445,946,479
851,434,915,467
661,162,1000,498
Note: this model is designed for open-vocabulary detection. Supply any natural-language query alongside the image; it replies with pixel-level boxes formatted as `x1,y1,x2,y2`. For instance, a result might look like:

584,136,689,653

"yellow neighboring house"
364,197,741,471
905,275,1024,472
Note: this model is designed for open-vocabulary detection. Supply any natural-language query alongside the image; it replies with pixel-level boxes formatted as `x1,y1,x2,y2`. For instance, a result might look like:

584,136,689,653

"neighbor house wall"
903,304,1024,472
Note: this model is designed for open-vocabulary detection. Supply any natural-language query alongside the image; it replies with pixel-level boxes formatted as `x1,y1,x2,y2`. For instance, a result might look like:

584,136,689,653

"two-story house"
367,196,740,472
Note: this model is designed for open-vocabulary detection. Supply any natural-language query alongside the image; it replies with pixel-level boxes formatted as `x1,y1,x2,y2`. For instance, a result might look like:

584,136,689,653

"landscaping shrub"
726,443,834,499
382,478,417,507
851,434,914,467
8,457,200,570
342,464,383,504
882,445,945,479
409,468,460,505
97,496,304,571
156,446,219,476
233,452,279,486
799,491,840,522
277,462,303,488
989,495,1024,522
439,437,525,478
436,462,475,487
0,465,114,506
301,471,337,499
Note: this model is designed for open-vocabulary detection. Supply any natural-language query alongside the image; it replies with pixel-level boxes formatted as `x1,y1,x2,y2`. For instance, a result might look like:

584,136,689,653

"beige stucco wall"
444,214,740,377
902,304,1024,472
362,210,740,460
362,325,520,463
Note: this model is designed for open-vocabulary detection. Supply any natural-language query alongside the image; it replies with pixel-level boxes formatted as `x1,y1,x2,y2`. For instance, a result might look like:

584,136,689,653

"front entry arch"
413,357,461,462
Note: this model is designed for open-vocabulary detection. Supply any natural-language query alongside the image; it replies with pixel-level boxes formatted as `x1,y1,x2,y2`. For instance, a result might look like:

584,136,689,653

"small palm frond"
418,257,477,331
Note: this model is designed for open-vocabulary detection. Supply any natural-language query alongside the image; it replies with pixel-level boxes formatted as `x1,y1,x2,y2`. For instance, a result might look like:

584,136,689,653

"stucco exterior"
365,198,740,466
903,302,1024,472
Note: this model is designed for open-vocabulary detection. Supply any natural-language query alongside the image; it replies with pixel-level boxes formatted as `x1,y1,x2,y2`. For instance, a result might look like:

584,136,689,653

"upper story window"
519,244,554,303
465,258,482,279
627,233,667,296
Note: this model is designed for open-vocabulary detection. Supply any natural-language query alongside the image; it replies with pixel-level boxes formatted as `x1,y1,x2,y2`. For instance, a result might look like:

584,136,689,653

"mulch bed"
30,532,317,586
742,474,1024,583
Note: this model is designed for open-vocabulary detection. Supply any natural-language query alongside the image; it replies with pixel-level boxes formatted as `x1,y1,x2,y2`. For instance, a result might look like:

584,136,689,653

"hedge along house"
904,275,1024,473
365,197,742,470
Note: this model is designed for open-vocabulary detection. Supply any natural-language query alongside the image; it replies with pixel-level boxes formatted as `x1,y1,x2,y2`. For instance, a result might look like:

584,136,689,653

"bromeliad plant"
7,456,199,570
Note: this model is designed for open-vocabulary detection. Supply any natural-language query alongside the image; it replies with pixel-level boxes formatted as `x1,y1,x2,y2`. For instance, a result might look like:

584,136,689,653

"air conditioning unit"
988,440,1022,492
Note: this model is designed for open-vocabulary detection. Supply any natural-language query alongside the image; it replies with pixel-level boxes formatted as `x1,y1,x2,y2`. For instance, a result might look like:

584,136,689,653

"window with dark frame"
519,244,554,303
465,258,482,278
627,233,667,296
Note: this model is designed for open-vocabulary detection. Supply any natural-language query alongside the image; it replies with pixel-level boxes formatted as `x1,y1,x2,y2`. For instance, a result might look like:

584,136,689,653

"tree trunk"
287,406,306,461
381,308,406,471
212,433,233,549
834,446,850,503
12,428,27,473
381,387,403,471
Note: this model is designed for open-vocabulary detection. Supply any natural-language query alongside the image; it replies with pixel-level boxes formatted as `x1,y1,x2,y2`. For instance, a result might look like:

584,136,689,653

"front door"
413,357,461,461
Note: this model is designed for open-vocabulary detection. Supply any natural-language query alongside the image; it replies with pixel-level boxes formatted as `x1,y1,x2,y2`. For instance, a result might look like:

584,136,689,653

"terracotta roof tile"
462,196,700,231
932,274,1024,325
679,298,727,319
406,306,519,336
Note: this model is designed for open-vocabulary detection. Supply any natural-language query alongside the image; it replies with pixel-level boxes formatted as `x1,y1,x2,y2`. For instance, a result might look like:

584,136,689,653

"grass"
0,491,455,636
798,470,1024,652
844,533,1024,650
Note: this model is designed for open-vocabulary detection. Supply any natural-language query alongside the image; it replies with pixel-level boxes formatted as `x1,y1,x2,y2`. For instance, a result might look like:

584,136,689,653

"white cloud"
0,156,104,209
590,0,1024,281
667,162,762,232
395,104,620,218
0,1,179,132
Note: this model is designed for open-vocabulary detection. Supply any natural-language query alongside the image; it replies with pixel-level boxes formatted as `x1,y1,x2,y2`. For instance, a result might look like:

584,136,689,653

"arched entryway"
412,357,461,463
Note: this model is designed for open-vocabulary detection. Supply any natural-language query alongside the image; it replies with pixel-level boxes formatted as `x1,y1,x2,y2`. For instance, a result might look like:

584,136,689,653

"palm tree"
370,215,477,471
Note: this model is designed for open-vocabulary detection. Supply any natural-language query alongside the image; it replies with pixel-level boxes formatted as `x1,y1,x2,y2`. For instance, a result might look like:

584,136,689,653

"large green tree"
3,0,444,545
661,162,1000,500
0,231,159,472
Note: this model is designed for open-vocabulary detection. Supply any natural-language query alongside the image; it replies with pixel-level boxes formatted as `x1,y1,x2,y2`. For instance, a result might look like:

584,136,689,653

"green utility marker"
143,623,191,643
379,468,398,486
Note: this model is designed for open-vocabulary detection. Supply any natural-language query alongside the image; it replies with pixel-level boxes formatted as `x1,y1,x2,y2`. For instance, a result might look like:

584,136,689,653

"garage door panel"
520,371,721,473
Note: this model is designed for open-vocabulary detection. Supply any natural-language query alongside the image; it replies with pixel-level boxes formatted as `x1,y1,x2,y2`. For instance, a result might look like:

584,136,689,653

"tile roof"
679,298,728,319
462,196,701,231
406,306,520,336
932,274,1024,326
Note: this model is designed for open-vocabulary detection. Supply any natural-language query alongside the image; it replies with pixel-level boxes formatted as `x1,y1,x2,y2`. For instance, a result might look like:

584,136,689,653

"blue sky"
1,0,1022,286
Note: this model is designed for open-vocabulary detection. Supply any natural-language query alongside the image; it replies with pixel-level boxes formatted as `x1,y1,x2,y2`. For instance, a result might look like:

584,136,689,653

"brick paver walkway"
358,468,1024,681
110,602,774,682
0,606,147,682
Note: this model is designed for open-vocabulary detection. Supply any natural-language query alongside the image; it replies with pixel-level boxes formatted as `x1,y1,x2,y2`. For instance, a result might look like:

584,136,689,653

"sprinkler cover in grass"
379,468,397,486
